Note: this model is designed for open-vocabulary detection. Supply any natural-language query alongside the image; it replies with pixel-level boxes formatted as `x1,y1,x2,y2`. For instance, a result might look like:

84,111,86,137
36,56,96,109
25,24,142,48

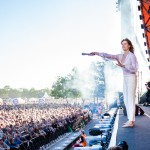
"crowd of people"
0,103,91,150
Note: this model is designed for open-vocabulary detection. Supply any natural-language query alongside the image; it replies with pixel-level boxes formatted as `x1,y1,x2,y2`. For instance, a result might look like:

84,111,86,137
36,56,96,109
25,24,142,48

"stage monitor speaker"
123,104,145,116
89,128,103,136
139,92,149,104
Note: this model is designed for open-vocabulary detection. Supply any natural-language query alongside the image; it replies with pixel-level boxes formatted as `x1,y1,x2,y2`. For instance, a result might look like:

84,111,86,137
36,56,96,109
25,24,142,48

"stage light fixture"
139,15,144,20
141,24,144,29
138,5,141,11
142,33,145,38
146,50,148,54
141,24,145,29
148,6,150,14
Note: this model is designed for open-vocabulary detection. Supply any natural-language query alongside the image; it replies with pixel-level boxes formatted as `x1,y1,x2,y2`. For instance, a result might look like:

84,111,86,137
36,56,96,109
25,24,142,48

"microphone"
82,53,95,56
81,53,90,55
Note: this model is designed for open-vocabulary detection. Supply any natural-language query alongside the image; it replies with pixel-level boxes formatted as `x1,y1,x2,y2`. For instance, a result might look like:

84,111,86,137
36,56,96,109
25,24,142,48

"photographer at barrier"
80,130,87,147
144,81,150,106
72,130,87,148
108,141,128,150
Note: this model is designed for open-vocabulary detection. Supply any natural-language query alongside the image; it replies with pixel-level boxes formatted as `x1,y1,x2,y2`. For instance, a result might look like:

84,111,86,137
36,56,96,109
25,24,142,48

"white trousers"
123,74,137,121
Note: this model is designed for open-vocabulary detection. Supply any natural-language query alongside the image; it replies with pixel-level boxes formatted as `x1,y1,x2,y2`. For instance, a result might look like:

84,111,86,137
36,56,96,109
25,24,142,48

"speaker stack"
88,108,118,149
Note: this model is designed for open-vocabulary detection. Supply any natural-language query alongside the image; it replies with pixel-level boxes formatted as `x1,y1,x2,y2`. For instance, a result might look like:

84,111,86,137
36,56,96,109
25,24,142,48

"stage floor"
116,106,150,150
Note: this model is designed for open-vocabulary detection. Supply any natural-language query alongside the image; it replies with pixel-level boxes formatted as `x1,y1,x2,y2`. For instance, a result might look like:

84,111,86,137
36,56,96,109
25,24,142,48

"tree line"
0,62,107,100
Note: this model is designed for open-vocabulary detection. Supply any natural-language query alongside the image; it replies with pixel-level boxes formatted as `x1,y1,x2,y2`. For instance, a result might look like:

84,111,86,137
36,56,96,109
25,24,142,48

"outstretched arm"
89,52,118,60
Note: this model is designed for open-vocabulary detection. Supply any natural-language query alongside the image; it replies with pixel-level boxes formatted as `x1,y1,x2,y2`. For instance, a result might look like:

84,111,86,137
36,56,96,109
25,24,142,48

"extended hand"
116,58,125,68
89,52,96,56
89,52,100,56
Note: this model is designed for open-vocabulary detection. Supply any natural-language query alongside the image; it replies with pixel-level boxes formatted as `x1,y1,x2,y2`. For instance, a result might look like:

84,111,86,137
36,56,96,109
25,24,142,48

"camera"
145,82,150,87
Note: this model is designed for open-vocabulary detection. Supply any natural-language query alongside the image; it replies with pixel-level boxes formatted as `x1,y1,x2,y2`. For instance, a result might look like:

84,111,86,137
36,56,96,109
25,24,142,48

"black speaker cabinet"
89,128,103,136
123,104,145,116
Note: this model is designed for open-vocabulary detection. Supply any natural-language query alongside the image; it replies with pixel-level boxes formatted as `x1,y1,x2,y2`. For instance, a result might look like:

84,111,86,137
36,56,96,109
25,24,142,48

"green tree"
8,88,21,98
50,67,81,99
51,76,69,98
89,61,106,103
0,88,9,99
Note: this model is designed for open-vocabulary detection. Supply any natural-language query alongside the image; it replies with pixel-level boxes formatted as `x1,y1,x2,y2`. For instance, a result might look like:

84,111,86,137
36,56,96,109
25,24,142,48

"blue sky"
0,0,121,89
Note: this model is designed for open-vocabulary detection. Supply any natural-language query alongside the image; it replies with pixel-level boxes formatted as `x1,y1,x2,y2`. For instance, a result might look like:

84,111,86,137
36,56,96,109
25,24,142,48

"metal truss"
139,0,150,61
